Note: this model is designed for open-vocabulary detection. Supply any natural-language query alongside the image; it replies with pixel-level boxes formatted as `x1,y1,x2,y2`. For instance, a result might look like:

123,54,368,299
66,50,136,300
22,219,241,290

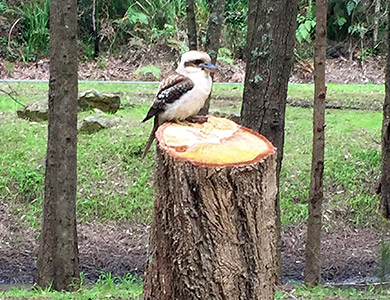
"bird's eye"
194,59,203,65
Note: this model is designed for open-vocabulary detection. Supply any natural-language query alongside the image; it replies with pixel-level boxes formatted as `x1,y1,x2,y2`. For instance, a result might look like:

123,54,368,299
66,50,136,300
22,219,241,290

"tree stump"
143,116,278,300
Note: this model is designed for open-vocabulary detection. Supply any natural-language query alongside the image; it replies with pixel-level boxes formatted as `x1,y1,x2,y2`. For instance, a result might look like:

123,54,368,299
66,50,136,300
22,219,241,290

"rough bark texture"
199,0,226,115
143,148,278,300
35,0,80,291
240,0,298,282
381,3,390,218
304,0,327,286
186,0,197,50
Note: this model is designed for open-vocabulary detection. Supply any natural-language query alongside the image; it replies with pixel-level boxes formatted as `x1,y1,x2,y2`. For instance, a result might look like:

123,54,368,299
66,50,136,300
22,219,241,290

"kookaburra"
141,50,218,158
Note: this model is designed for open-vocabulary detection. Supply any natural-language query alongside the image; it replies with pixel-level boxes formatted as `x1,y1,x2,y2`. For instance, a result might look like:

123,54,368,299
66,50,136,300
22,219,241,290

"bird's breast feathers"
159,72,212,121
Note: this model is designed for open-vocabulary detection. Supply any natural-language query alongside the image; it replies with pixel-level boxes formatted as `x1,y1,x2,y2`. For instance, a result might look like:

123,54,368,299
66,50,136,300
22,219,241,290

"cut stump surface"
156,116,275,166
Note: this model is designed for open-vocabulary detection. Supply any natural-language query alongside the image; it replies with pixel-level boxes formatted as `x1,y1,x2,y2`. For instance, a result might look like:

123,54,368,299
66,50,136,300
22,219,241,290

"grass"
1,273,143,300
275,283,390,299
3,278,390,299
0,81,384,228
288,83,385,110
281,107,382,225
0,79,387,296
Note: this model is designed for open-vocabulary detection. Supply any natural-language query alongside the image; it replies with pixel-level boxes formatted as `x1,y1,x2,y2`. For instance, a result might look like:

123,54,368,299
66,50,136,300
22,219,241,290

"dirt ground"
0,45,386,84
0,200,382,285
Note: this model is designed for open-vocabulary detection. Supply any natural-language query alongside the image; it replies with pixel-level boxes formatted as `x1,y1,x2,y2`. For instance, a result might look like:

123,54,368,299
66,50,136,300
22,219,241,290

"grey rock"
77,116,120,133
17,101,48,122
78,90,121,113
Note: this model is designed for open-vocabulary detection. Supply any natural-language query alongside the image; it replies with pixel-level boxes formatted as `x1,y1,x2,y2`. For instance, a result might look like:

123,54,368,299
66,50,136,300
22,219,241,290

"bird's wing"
142,72,194,122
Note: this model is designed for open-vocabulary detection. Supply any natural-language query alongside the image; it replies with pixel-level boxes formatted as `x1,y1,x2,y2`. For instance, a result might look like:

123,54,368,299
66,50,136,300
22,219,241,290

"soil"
0,48,387,288
0,45,386,84
0,199,383,286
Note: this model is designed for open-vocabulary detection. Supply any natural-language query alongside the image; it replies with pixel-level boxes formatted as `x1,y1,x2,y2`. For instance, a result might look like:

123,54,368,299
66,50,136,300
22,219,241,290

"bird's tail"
142,117,159,159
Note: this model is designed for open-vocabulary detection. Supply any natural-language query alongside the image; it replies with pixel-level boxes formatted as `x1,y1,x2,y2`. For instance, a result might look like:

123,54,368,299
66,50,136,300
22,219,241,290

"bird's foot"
175,120,192,126
186,115,209,124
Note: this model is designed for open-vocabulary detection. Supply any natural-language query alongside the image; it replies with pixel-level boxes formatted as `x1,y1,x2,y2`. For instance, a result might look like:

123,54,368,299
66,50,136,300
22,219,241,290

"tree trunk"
143,117,278,300
199,0,226,115
381,2,390,218
240,0,298,283
186,0,197,50
93,0,99,58
35,0,80,291
373,0,381,48
304,0,327,286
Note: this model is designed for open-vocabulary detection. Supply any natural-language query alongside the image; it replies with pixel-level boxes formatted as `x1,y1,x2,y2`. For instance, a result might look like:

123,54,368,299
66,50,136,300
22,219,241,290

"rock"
78,90,121,113
77,116,120,133
17,101,48,122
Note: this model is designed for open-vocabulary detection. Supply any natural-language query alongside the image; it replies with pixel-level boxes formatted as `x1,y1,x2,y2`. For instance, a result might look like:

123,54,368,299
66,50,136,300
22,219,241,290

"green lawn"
0,81,384,227
1,273,143,300
0,80,386,299
3,279,390,300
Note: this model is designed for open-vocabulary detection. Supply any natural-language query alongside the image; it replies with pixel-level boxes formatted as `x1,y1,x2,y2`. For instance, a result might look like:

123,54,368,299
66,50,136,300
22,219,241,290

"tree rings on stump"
156,116,274,166
143,116,278,300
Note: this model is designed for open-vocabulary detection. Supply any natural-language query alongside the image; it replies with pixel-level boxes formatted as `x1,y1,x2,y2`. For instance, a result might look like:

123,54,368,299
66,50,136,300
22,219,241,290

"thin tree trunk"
381,2,390,218
93,0,99,58
304,0,327,286
240,0,298,283
186,0,197,50
143,118,278,300
35,0,80,291
373,0,381,47
199,0,226,115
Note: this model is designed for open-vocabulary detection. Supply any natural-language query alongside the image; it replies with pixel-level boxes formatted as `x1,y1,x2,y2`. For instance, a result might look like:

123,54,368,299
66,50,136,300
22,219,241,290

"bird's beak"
200,63,218,73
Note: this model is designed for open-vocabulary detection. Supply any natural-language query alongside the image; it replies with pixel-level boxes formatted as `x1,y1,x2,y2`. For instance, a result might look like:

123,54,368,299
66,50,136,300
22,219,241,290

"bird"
141,50,218,158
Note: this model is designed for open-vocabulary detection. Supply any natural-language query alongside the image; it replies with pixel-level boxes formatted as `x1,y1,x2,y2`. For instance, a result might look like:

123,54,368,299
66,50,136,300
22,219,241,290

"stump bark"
143,116,278,300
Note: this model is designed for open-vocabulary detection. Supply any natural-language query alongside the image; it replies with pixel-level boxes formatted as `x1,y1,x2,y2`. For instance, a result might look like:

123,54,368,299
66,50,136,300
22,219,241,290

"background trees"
0,0,388,62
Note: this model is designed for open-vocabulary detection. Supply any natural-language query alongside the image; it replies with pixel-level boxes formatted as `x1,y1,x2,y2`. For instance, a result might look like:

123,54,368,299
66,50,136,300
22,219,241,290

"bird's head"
176,51,218,75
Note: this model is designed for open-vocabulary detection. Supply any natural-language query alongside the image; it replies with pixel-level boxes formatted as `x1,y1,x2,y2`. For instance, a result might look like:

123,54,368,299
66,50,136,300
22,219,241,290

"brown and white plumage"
141,51,217,158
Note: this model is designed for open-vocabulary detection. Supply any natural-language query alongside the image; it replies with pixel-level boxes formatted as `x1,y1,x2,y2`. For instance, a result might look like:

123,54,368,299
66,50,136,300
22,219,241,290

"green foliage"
223,0,248,57
9,164,44,203
14,0,50,61
296,11,316,43
217,47,235,66
127,11,148,26
125,0,186,42
194,0,210,25
2,0,389,60
0,0,9,14
97,58,108,69
327,0,384,49
134,65,162,80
